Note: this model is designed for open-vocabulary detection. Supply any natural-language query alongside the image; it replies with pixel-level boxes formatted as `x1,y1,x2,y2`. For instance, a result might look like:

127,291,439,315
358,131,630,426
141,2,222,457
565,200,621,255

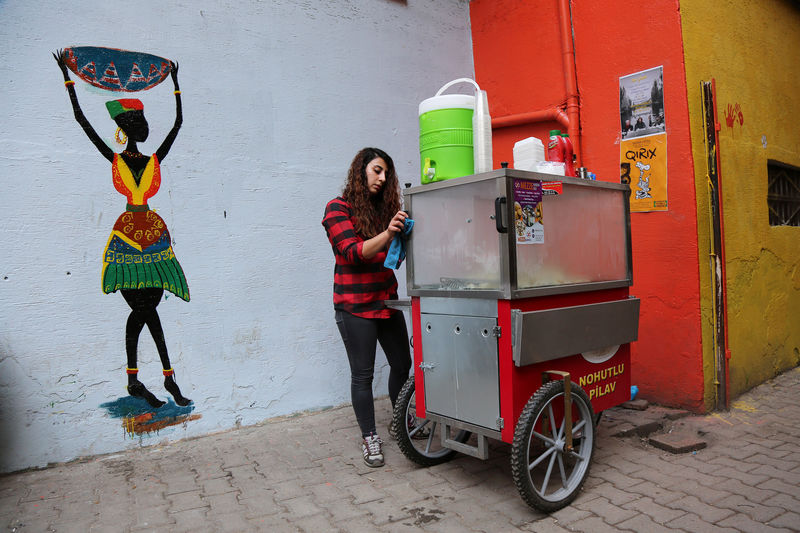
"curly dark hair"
342,147,401,238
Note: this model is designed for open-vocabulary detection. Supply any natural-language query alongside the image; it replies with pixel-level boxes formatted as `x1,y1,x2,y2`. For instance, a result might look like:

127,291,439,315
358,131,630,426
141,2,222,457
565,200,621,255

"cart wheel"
511,380,595,512
392,376,470,466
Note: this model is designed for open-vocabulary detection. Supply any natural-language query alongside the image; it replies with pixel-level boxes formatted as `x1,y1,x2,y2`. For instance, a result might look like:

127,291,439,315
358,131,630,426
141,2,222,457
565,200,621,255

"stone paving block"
567,516,631,533
574,495,638,525
585,481,638,506
202,490,243,515
292,511,341,533
448,496,533,528
548,506,593,526
416,514,490,533
170,507,210,533
269,478,307,502
131,503,174,530
620,495,685,524
666,512,740,533
718,512,795,533
518,517,572,532
617,514,679,533
621,399,649,410
401,468,449,491
768,511,800,530
52,519,98,533
589,464,648,490
247,513,302,532
762,492,800,511
319,497,370,523
167,489,207,512
711,465,771,486
704,454,761,472
209,510,259,532
743,453,799,472
346,479,390,505
751,463,800,486
713,442,760,461
380,481,429,506
648,430,707,454
164,475,199,496
489,497,546,527
237,489,283,519
758,478,800,497
666,495,735,523
280,495,325,520
671,479,731,505
200,475,236,496
712,477,777,504
612,420,662,438
359,497,415,525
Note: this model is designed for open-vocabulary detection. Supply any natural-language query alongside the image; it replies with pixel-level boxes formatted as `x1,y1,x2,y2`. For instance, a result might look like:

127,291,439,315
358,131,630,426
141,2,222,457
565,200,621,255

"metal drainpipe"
558,0,581,167
489,0,581,167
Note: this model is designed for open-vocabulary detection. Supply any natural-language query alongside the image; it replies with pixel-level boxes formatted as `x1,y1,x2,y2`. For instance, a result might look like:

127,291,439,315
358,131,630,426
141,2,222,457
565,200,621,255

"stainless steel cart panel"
511,298,640,367
421,312,500,430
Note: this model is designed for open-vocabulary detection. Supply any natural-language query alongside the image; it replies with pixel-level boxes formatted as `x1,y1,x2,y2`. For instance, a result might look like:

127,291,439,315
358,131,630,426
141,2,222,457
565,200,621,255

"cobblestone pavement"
2,367,799,532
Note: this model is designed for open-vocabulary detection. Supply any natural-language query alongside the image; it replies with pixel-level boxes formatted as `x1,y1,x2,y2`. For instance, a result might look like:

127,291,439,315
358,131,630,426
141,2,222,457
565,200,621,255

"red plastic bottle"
547,129,565,163
561,133,575,177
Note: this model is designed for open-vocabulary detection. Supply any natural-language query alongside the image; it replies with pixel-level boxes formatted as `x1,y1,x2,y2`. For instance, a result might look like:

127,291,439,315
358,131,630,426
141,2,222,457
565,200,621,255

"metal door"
421,312,500,430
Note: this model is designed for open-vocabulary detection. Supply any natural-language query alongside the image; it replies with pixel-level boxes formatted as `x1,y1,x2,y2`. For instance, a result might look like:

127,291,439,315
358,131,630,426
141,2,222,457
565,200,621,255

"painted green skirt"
102,213,190,301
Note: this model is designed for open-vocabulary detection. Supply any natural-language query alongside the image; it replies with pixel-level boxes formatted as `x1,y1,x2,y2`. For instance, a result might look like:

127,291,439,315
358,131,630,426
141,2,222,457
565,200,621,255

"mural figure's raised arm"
156,61,182,163
53,49,114,163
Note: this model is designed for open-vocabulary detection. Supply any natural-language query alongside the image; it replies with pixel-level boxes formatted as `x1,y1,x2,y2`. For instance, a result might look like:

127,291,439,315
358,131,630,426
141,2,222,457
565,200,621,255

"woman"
322,147,411,467
54,50,191,408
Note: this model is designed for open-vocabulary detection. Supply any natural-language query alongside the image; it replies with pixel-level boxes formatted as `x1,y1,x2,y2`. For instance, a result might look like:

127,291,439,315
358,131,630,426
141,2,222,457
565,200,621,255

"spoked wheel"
511,380,595,512
392,376,470,466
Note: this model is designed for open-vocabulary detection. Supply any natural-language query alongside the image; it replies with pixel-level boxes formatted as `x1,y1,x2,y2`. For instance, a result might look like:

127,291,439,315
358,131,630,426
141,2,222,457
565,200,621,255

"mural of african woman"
54,47,191,408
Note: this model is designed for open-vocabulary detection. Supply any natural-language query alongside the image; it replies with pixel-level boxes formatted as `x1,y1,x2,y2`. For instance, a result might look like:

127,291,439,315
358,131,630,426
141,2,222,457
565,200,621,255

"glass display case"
404,168,632,299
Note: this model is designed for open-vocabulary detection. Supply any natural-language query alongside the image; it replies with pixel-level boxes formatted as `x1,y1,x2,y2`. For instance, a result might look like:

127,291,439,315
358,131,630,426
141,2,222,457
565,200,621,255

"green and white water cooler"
418,79,478,184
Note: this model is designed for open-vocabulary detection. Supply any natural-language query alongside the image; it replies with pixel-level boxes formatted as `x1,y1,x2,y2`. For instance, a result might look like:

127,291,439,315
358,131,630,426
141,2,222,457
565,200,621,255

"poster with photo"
512,179,544,244
620,66,668,212
619,66,665,140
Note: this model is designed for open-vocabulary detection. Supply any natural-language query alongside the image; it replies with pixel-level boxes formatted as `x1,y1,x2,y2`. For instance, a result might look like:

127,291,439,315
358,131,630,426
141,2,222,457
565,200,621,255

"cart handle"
544,370,573,452
494,197,508,233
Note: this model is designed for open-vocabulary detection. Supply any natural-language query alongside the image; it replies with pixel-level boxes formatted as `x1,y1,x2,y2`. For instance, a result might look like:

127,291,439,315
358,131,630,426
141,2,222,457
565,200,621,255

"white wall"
0,0,474,472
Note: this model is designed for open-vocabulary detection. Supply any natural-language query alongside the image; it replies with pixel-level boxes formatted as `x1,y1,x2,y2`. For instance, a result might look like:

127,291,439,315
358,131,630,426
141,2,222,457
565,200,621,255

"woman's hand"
386,210,407,235
362,211,407,260
53,49,70,80
170,61,180,90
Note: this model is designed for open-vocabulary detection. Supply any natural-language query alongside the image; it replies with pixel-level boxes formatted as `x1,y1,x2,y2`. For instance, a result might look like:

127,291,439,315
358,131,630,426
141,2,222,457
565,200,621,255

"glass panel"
410,178,502,291
515,183,628,288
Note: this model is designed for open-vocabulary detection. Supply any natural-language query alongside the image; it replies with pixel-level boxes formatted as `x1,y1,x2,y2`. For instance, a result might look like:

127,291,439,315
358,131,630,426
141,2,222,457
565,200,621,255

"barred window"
768,160,800,227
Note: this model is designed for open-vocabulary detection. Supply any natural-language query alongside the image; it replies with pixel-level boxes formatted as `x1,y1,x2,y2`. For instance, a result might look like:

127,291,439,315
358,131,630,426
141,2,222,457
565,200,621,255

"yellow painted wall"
681,0,800,408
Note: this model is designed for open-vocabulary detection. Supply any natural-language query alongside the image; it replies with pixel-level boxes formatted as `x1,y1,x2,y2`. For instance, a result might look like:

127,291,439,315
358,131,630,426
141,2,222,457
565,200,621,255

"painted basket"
64,46,172,92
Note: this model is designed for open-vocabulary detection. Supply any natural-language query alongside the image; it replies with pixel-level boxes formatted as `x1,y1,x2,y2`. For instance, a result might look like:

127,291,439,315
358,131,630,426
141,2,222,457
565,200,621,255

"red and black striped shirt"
322,197,398,319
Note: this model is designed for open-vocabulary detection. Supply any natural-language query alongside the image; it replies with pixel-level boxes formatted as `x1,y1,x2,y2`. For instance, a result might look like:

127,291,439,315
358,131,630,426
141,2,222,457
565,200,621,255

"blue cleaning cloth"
384,218,414,269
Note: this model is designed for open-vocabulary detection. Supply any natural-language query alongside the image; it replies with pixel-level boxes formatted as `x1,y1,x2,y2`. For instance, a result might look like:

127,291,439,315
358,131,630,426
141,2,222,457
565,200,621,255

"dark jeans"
335,309,412,438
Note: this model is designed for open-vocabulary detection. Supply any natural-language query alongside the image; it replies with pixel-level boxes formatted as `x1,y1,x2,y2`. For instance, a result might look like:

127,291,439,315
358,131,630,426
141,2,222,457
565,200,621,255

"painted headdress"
105,99,144,119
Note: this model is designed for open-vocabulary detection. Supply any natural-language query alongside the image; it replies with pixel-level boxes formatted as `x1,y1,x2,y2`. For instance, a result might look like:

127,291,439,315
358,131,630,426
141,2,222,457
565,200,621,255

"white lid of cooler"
419,94,475,116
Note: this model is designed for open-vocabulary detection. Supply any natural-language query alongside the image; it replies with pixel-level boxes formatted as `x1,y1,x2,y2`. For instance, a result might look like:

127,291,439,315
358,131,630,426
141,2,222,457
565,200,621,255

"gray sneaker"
362,433,384,467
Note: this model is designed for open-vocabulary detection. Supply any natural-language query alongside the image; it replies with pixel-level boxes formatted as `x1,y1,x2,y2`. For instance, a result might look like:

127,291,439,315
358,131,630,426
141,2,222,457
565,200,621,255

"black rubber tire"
392,376,470,467
511,380,595,513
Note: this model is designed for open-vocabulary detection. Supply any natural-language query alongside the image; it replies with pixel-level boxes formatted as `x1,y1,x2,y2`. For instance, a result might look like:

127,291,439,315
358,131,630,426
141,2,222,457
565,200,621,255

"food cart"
390,168,640,512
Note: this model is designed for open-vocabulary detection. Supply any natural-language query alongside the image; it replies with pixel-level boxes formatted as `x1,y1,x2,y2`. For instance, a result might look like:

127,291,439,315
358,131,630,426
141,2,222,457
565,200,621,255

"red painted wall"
470,0,705,411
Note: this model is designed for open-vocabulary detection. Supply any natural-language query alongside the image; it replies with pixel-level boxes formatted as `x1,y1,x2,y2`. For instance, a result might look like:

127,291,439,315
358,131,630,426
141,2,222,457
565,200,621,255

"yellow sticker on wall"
621,133,668,212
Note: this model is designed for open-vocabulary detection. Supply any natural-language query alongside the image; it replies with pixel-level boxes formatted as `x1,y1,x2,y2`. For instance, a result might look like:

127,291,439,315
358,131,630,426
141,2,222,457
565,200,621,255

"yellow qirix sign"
621,133,668,212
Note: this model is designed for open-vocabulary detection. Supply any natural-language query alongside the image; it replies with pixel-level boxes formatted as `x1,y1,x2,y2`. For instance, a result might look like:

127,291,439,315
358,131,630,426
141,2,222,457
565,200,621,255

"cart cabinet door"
421,313,500,430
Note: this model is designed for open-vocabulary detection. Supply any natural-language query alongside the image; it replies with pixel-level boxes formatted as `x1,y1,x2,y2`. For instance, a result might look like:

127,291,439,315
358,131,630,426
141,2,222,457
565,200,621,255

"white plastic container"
513,137,545,171
536,160,566,176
